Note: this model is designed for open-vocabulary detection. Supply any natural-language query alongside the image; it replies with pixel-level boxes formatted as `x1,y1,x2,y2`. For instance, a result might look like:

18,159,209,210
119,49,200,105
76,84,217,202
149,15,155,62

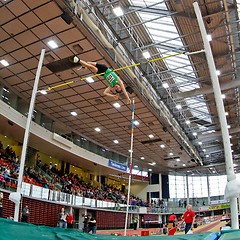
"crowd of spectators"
0,141,20,188
58,172,148,206
0,141,148,206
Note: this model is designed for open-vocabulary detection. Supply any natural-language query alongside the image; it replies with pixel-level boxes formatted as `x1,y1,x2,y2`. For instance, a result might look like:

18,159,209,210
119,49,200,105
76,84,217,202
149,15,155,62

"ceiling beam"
197,127,240,141
173,78,240,99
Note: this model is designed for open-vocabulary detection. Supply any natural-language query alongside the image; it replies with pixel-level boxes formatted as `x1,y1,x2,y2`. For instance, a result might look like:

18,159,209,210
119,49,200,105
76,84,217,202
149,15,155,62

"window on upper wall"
188,176,208,198
209,175,227,197
169,175,187,199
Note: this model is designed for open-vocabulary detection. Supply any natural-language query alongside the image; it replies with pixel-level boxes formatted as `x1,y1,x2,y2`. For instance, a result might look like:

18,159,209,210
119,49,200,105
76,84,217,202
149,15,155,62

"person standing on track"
183,204,196,234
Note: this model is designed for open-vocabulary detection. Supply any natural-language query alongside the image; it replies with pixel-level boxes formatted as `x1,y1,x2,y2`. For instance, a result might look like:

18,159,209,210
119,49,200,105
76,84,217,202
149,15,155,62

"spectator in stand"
88,215,97,234
183,204,196,234
0,173,5,187
58,207,67,228
36,159,42,167
0,192,3,217
164,201,168,212
21,205,30,222
49,162,53,170
0,141,3,156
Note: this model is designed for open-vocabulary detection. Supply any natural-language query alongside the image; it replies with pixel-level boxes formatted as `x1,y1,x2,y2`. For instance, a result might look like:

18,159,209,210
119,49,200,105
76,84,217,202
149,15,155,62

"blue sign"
108,159,127,172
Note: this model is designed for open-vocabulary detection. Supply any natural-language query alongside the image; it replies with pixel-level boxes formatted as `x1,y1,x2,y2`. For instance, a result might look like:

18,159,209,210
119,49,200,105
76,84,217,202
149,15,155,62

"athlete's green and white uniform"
103,68,119,88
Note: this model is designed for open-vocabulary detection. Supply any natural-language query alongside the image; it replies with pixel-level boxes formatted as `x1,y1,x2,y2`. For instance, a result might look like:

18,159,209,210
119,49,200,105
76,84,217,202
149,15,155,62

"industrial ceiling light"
140,157,145,160
39,90,47,95
0,59,9,66
160,144,165,148
70,111,77,116
186,120,190,125
113,6,123,16
207,34,212,41
113,102,121,108
94,127,101,132
148,162,156,166
148,134,154,138
113,140,119,144
162,82,169,88
134,120,140,126
176,104,182,110
216,70,220,76
143,51,151,59
86,77,94,83
47,40,58,49
193,132,197,136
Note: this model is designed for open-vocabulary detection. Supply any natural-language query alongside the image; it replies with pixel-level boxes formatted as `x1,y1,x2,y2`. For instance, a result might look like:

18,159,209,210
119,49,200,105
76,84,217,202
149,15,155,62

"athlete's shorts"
96,63,108,74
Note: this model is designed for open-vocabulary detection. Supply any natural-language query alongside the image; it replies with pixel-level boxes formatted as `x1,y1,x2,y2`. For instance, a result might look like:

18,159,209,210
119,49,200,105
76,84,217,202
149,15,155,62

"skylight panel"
130,0,212,124
130,0,147,7
186,98,212,123
165,58,188,67
131,0,167,9
146,29,178,39
182,85,197,91
165,39,184,47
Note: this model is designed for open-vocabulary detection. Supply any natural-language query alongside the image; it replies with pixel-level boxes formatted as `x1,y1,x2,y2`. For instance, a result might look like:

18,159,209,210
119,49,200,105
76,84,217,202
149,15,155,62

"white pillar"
193,2,238,229
78,208,87,230
207,175,211,205
159,173,162,200
10,49,45,222
186,175,189,204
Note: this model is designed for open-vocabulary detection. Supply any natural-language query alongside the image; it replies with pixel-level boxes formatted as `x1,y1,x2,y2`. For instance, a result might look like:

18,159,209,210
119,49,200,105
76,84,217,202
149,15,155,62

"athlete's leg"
69,56,98,73
79,60,98,73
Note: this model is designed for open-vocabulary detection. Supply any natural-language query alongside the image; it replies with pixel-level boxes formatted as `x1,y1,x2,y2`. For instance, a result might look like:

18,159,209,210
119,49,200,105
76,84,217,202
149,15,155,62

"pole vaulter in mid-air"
70,56,131,104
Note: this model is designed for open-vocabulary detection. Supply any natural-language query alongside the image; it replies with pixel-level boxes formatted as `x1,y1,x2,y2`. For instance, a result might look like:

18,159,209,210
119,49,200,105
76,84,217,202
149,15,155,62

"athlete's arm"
103,87,119,100
118,78,131,104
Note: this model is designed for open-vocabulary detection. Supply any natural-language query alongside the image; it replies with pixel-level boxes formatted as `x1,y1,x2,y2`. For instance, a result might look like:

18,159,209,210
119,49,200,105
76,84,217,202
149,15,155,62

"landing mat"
0,218,219,240
219,229,240,240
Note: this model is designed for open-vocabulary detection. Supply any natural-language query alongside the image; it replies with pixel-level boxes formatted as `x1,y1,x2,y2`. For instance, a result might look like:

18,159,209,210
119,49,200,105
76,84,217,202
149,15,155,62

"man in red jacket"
183,204,196,234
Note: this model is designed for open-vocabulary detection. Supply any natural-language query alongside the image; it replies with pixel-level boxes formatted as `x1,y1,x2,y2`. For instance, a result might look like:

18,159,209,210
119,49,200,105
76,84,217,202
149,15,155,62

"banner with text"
108,159,127,172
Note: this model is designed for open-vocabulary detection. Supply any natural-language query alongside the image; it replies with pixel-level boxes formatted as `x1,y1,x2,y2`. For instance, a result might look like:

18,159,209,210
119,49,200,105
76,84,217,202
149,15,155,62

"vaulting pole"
124,98,135,236
10,49,45,222
193,2,239,229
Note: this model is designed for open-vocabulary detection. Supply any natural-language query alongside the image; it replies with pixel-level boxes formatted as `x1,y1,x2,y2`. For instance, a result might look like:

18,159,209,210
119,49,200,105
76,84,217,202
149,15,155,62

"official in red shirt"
183,204,196,234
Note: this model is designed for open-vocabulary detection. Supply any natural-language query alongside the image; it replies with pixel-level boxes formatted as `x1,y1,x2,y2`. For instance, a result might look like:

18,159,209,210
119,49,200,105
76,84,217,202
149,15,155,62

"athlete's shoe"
69,56,80,63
